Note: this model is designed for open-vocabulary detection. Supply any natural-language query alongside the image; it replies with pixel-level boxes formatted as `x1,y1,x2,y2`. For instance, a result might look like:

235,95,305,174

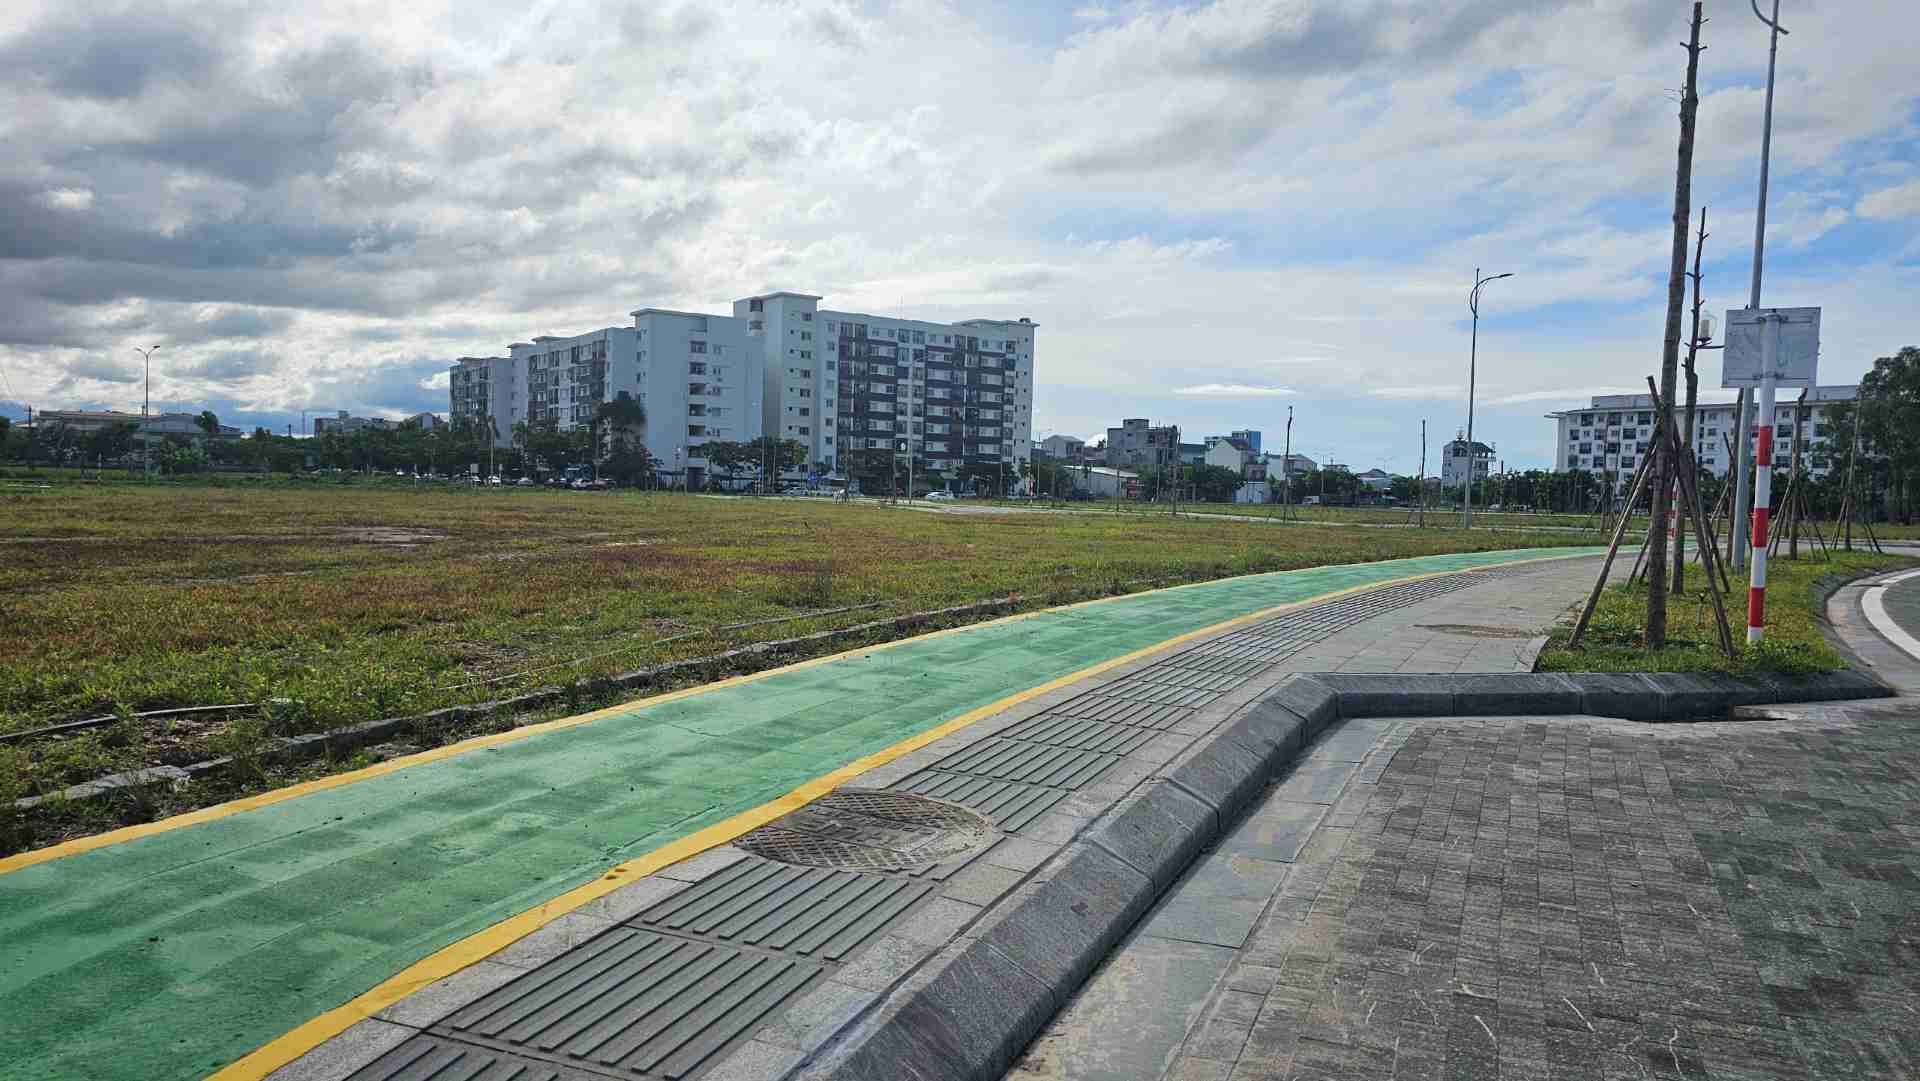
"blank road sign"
1722,307,1820,388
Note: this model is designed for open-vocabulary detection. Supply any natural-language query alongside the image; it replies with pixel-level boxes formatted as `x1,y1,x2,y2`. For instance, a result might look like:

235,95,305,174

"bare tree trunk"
1647,2,1704,647
1674,206,1709,595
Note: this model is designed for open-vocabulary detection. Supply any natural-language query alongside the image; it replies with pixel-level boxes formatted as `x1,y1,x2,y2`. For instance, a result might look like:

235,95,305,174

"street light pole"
1463,270,1513,528
133,345,160,478
1733,0,1788,572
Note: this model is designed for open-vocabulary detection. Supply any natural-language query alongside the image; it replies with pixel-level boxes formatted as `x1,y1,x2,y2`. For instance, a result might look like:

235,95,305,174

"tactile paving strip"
889,772,1067,831
890,562,1568,829
996,715,1160,755
629,860,934,960
354,929,823,1081
349,1033,609,1080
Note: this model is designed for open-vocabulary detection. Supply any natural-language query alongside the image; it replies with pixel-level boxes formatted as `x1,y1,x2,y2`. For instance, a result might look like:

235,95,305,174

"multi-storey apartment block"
452,291,1034,487
1546,387,1859,491
449,356,515,442
736,292,1035,480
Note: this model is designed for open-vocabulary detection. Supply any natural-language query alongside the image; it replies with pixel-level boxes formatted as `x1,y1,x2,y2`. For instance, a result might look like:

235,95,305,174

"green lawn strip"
0,546,1594,1081
1536,549,1919,675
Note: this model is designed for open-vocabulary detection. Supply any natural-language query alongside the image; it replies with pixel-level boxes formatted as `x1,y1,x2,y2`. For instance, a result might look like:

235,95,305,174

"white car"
926,490,956,502
487,475,503,486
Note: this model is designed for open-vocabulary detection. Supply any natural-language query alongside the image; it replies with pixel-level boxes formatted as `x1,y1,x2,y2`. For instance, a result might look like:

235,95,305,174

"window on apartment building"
689,340,707,354
689,361,707,375
799,389,812,398
799,351,811,359
801,312,812,321
749,298,763,312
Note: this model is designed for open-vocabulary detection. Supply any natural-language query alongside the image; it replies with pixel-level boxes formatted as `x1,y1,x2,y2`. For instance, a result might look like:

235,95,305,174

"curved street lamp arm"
1751,0,1788,33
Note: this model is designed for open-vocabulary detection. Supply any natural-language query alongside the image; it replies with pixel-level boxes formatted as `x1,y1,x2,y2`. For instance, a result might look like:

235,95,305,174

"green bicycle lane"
0,546,1598,1081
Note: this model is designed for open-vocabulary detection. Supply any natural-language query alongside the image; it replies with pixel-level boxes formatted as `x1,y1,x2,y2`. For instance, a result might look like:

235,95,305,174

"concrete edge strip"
784,669,1895,1081
1862,573,1920,663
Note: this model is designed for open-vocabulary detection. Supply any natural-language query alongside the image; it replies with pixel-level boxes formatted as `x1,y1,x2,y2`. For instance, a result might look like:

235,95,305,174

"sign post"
1722,306,1819,644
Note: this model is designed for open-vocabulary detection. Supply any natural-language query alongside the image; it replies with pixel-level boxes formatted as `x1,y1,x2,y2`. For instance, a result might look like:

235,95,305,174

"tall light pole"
133,345,160,478
1463,270,1513,528
1732,0,1788,573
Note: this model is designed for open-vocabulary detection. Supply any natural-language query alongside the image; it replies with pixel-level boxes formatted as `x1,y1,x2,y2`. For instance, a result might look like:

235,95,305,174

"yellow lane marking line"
0,550,1587,879
206,551,1593,1081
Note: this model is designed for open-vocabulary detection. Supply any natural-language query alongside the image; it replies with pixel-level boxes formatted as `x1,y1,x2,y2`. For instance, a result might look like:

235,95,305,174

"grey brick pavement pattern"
1167,708,1920,1080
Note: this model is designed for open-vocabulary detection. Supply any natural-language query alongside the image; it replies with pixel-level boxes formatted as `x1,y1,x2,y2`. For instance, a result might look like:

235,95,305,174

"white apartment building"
452,290,1034,486
735,291,1035,480
1546,387,1859,490
449,356,516,442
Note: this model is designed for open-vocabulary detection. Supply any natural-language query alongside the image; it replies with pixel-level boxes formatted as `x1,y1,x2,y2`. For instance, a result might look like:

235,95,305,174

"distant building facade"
1105,418,1181,470
1038,434,1086,460
1440,438,1493,489
452,290,1036,487
1545,387,1860,492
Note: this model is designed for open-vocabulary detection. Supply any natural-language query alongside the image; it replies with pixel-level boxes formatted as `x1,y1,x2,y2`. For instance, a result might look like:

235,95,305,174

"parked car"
515,477,536,487
487,475,503,486
1302,495,1323,505
926,490,956,502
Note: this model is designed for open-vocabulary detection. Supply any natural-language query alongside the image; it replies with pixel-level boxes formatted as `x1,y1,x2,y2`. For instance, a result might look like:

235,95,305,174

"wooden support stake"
1569,424,1662,648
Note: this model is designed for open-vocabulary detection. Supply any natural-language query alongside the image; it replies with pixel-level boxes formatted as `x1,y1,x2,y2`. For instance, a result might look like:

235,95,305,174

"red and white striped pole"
1747,314,1780,644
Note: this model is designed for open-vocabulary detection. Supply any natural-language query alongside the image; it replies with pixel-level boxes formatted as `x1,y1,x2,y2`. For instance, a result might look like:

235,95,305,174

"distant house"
1356,468,1393,492
1105,418,1181,470
1265,452,1316,477
1076,466,1139,498
1441,437,1494,488
312,411,394,437
1038,434,1085,460
1205,438,1269,503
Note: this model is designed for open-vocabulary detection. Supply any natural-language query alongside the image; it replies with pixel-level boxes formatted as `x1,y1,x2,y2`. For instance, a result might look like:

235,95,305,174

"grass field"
1536,548,1918,675
0,482,1609,843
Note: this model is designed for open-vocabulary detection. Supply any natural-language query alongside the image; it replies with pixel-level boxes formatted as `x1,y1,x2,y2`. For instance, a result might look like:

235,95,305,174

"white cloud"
1488,387,1639,406
1071,6,1114,21
1368,386,1464,401
1175,383,1297,397
1857,180,1920,221
38,187,93,211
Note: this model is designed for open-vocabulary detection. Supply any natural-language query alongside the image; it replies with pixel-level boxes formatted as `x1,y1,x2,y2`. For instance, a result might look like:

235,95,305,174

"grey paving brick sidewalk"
1020,699,1920,1081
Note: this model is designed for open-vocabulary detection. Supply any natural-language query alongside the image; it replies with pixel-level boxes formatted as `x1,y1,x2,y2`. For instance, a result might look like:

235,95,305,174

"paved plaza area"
1011,565,1920,1081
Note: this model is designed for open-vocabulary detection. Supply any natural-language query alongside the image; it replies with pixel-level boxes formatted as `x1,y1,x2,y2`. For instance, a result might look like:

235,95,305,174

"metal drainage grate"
734,789,995,872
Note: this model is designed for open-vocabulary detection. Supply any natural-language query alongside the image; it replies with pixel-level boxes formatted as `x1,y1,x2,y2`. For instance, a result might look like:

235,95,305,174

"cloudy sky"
2,0,1916,470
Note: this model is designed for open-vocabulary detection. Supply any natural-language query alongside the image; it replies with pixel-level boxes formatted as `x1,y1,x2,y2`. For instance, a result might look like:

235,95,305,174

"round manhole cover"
736,789,996,872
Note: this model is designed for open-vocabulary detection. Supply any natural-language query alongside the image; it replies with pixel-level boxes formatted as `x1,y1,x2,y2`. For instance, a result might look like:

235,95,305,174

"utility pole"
1733,0,1789,575
1645,1,1704,649
1418,419,1427,527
